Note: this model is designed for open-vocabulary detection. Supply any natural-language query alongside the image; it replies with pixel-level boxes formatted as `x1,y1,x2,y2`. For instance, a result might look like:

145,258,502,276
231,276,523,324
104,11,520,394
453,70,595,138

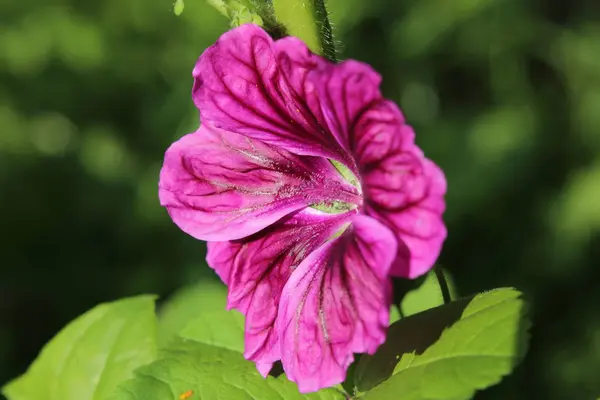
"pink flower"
159,24,446,393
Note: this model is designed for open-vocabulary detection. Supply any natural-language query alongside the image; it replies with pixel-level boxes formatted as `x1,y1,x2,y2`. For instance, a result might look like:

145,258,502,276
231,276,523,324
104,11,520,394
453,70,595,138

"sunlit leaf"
203,0,270,27
157,281,229,347
178,294,245,353
111,338,345,400
362,288,530,400
125,282,343,399
2,296,157,400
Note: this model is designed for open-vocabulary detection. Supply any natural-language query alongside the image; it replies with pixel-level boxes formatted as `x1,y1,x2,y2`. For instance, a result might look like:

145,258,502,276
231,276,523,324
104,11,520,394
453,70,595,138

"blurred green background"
1,0,599,398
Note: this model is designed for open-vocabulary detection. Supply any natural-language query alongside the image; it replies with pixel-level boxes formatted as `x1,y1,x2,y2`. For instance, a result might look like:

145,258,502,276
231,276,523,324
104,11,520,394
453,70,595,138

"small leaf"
363,288,530,400
202,0,285,36
203,0,264,26
111,338,346,400
2,296,157,400
229,2,264,27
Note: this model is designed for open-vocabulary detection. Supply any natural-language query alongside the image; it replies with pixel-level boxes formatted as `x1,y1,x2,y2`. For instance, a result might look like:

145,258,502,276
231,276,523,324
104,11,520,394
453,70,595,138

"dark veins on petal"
197,28,353,163
209,210,352,361
178,132,360,211
282,224,391,384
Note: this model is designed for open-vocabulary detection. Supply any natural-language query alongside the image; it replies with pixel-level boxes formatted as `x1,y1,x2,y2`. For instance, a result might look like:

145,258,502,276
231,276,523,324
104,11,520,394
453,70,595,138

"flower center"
330,159,360,189
311,200,355,214
310,159,362,214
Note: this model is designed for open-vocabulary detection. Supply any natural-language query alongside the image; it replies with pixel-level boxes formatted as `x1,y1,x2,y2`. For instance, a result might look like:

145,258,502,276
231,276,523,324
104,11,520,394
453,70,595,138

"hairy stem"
271,0,336,61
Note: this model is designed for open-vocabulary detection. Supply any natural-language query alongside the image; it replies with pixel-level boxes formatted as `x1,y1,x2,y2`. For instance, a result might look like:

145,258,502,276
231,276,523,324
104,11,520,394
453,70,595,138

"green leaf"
362,288,530,400
355,269,459,392
229,1,264,26
111,338,346,400
202,0,285,31
157,281,229,346
3,295,158,400
401,268,457,317
125,282,344,399
179,307,245,353
355,295,471,392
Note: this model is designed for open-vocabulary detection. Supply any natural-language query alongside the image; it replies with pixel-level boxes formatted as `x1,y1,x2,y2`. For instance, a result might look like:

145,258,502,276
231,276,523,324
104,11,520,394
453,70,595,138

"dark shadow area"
268,361,285,378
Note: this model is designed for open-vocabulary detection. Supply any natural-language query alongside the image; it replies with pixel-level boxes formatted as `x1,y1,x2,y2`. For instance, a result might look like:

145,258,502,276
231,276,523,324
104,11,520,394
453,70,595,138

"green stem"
271,0,336,61
434,266,452,304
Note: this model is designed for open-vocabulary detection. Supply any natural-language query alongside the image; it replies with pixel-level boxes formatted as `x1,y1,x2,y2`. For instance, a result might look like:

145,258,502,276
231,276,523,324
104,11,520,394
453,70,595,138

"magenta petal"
353,100,413,166
278,215,396,393
357,102,447,278
256,362,273,378
193,24,347,161
308,60,382,162
367,159,447,278
159,125,358,241
207,210,353,376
